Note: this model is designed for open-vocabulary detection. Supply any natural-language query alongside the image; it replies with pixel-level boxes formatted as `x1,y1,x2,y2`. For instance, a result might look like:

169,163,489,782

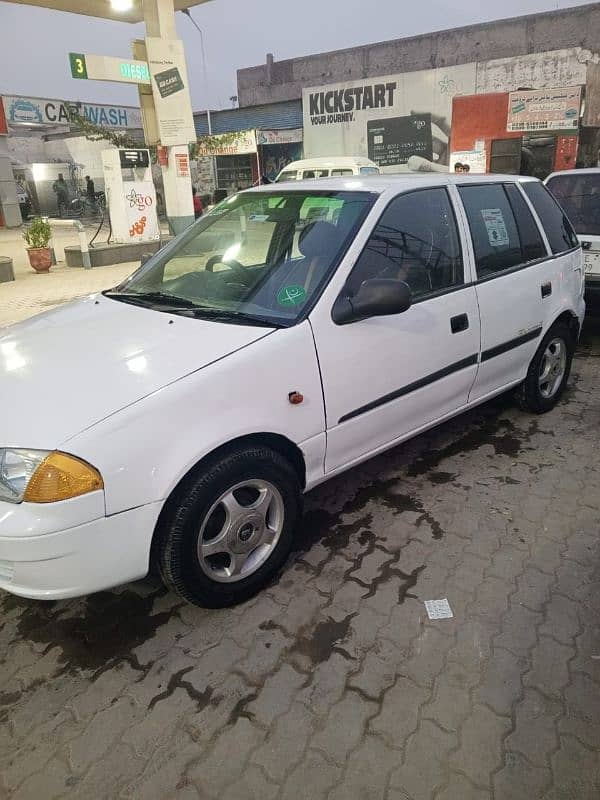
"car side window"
522,181,580,253
458,184,523,277
345,188,464,300
504,183,547,262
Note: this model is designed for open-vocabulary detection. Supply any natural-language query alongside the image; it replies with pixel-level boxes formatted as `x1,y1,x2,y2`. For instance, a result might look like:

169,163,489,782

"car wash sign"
303,64,476,172
2,95,142,129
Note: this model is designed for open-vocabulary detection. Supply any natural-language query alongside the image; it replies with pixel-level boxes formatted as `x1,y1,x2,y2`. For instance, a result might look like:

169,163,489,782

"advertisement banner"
145,37,196,146
197,130,257,157
123,180,160,243
256,128,303,146
507,87,582,132
302,64,476,172
450,149,487,174
2,95,141,129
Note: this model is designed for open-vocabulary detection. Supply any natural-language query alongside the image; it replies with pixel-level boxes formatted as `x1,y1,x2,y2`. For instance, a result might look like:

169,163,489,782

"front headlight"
0,449,103,504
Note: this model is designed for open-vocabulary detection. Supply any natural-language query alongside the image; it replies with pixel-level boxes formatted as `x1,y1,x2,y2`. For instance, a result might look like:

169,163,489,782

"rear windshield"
545,173,600,236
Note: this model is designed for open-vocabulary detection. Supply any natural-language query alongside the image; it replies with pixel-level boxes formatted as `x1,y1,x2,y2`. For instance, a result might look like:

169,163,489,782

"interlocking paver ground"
1,275,599,798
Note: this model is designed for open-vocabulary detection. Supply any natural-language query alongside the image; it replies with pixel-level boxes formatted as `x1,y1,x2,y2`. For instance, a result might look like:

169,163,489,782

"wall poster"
302,64,477,172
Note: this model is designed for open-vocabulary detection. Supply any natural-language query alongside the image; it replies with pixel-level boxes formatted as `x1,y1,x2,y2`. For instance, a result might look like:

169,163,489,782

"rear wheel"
517,322,574,413
156,446,301,608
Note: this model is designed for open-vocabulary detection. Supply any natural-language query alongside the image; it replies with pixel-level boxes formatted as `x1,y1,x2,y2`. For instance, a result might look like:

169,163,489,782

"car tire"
156,446,302,608
517,322,574,414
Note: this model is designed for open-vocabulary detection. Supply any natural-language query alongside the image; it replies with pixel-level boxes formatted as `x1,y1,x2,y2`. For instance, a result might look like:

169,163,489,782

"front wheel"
517,322,574,414
155,446,302,608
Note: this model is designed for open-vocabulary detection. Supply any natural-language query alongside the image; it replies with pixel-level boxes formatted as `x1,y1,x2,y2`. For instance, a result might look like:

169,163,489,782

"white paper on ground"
424,599,454,620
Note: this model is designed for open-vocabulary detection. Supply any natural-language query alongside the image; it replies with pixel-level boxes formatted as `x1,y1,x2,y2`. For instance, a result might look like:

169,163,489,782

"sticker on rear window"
481,208,509,247
277,285,307,307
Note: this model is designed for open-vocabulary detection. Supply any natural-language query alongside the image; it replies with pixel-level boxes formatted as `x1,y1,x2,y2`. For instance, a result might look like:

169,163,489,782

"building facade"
0,94,143,225
236,4,600,176
237,4,600,106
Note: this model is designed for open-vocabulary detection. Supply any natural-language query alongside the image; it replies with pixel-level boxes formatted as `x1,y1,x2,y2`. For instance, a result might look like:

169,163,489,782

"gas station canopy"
3,0,212,23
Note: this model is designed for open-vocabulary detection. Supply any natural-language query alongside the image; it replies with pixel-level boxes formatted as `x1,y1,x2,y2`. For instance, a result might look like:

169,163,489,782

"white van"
276,156,380,182
545,169,600,308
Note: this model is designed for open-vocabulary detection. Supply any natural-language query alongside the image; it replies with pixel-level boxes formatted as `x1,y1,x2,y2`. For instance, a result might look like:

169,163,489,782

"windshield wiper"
103,290,199,310
183,306,287,328
104,292,287,327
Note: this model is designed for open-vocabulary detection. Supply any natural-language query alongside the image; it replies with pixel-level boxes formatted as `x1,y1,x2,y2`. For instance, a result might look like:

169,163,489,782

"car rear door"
456,181,555,402
309,185,481,474
545,172,600,288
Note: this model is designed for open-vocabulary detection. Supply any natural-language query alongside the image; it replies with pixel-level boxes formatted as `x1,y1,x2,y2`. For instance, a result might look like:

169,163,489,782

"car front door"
456,181,558,403
309,186,481,474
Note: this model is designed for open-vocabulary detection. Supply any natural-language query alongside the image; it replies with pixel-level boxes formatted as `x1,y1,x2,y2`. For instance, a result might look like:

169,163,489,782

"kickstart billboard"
302,64,476,172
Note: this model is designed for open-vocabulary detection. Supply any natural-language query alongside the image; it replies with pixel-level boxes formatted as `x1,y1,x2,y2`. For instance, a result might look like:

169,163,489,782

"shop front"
256,129,303,182
197,127,304,191
197,130,258,192
450,87,587,178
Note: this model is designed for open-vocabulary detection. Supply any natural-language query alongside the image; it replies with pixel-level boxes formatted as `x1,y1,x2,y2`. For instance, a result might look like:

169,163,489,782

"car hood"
0,294,273,449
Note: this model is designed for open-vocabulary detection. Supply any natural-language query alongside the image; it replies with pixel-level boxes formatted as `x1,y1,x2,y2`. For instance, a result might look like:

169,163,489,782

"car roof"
546,168,600,179
250,173,540,195
280,156,378,170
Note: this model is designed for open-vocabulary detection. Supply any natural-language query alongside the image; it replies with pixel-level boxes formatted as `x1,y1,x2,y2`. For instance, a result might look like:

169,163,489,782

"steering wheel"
206,255,247,278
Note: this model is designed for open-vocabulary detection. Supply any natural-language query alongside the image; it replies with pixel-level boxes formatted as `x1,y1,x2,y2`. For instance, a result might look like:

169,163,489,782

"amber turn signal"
23,452,104,503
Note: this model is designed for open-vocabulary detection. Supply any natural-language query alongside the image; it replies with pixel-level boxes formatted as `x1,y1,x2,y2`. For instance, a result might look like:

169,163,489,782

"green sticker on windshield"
277,285,307,307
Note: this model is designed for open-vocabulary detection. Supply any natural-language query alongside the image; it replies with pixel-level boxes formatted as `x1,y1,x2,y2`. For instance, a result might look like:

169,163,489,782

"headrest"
298,221,342,259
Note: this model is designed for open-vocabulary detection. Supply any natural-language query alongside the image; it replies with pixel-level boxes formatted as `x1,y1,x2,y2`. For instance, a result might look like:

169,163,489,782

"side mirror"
332,278,412,325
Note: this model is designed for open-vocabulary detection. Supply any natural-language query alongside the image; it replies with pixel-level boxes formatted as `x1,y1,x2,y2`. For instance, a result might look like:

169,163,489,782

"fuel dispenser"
101,148,160,244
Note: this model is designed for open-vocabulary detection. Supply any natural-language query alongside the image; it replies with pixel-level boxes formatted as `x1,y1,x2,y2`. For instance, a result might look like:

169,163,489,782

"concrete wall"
0,136,20,227
237,3,600,106
475,48,590,94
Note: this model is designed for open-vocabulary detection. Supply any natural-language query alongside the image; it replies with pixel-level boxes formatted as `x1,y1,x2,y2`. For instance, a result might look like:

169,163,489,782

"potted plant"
23,218,53,273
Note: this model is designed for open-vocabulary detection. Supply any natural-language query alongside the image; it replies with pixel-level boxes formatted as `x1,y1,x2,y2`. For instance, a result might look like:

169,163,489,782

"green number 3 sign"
69,53,88,80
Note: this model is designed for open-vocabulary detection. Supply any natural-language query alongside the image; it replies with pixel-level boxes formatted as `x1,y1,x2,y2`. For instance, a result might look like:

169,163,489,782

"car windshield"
108,190,374,326
545,173,600,236
276,171,297,182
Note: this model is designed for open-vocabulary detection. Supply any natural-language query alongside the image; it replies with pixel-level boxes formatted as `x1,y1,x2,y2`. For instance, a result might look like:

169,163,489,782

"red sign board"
0,98,8,135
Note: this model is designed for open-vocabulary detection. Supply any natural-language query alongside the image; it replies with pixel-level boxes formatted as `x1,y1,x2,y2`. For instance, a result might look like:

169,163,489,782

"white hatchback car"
0,175,584,607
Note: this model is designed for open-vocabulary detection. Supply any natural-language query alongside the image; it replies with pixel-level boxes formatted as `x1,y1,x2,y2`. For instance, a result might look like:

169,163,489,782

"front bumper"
0,501,162,600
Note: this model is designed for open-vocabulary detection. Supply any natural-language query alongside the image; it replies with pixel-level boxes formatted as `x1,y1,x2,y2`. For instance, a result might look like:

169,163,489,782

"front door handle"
450,313,469,333
541,282,552,298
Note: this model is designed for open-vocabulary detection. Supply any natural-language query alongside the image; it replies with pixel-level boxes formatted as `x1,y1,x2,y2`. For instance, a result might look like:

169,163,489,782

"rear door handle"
541,282,552,298
450,313,469,333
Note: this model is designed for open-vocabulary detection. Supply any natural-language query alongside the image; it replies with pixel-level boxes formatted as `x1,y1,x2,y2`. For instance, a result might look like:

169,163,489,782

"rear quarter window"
522,181,579,254
458,184,523,277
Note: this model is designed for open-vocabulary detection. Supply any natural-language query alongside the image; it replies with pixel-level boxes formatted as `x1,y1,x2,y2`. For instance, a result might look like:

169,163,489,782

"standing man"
85,175,95,201
52,173,69,217
85,175,97,213
192,187,203,219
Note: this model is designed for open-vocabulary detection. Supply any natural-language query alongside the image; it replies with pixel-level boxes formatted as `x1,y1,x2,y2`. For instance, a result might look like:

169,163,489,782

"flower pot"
27,247,52,273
